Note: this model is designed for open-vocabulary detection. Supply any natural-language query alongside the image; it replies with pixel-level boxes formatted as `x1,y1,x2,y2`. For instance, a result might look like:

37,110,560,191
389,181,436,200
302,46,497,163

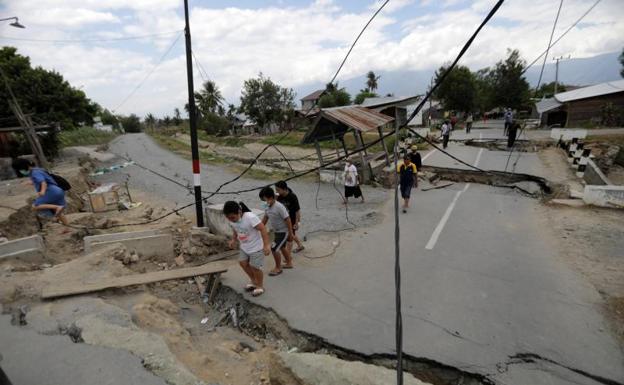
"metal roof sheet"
535,97,562,114
323,106,394,132
360,95,420,108
300,89,325,101
554,79,624,103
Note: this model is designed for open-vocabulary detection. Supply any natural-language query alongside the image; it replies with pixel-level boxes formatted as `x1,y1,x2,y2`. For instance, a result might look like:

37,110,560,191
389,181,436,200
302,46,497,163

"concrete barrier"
0,235,45,262
205,204,264,237
550,128,587,141
583,159,611,186
84,228,173,258
583,185,624,208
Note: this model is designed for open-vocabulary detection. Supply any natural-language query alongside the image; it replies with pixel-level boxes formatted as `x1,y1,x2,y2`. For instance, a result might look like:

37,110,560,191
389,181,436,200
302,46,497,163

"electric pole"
553,55,570,95
183,0,204,227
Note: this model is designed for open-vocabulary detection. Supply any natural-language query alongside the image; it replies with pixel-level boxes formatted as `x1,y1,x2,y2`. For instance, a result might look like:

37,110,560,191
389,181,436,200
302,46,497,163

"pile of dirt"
0,204,40,239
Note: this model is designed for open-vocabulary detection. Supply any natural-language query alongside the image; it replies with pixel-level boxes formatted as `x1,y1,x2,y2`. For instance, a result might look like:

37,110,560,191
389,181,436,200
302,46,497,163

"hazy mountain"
294,51,622,102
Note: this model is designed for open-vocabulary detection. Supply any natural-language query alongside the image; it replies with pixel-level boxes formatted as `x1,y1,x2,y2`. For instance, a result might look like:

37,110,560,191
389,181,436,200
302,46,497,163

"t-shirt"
265,201,290,233
229,212,263,254
344,164,358,187
277,189,300,223
30,168,57,192
441,123,451,136
397,162,417,185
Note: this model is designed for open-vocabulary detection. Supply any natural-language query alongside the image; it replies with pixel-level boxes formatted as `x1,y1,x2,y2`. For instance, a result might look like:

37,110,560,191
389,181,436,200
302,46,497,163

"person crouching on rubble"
223,201,271,297
16,159,69,226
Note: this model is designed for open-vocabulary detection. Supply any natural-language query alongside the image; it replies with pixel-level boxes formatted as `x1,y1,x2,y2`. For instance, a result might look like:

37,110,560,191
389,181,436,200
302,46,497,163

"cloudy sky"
1,0,622,117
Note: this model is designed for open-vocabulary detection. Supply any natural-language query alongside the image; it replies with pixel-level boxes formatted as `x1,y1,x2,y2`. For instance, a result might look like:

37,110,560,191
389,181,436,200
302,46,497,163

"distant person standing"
440,120,451,149
397,155,418,213
343,158,364,204
507,122,519,148
450,114,458,131
259,187,294,275
409,145,422,170
504,108,513,136
465,113,473,134
275,180,305,254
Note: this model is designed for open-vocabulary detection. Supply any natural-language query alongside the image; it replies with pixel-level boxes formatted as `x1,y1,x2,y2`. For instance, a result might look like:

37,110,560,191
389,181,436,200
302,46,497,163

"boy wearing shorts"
259,186,294,276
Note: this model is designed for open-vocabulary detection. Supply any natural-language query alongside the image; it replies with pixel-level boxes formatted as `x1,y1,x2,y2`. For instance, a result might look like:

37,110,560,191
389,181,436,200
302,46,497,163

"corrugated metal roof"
535,97,562,114
554,79,624,103
323,106,394,132
300,89,325,101
360,95,420,108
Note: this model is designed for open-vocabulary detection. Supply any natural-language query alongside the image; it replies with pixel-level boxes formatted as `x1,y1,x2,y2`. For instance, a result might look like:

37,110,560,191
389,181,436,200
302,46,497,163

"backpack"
50,173,71,191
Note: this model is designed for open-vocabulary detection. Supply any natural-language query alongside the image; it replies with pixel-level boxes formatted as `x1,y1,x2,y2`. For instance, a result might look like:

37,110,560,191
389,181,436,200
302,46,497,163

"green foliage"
318,82,351,108
366,71,380,92
434,65,476,112
489,49,531,110
99,108,120,129
239,73,295,132
354,89,378,105
195,80,224,117
0,47,97,130
199,112,230,136
601,102,623,127
533,81,567,99
58,126,117,147
119,114,141,133
144,113,157,129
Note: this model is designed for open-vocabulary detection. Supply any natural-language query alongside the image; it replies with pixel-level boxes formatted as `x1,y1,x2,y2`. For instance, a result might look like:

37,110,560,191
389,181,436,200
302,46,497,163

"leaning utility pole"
553,55,570,95
183,0,204,227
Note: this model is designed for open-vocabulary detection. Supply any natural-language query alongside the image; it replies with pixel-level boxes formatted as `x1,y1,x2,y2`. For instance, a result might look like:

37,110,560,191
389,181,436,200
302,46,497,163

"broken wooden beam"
42,261,229,299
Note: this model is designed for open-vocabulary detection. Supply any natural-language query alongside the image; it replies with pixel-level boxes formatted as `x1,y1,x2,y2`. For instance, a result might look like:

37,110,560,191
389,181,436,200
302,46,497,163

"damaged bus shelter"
302,106,394,183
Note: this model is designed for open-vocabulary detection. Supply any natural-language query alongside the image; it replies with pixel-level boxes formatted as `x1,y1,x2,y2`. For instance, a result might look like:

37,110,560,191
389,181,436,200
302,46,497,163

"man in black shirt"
276,181,305,253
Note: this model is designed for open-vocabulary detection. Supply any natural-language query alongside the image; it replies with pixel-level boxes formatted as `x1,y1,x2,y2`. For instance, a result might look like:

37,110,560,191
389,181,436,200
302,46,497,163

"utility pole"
428,78,433,128
553,55,570,95
183,0,204,227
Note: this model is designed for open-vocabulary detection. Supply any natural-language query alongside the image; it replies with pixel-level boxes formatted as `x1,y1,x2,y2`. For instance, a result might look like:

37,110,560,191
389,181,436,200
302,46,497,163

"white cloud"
1,0,622,117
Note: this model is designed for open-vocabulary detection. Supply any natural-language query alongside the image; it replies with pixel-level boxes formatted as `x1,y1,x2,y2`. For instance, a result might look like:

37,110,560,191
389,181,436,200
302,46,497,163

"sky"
0,0,622,117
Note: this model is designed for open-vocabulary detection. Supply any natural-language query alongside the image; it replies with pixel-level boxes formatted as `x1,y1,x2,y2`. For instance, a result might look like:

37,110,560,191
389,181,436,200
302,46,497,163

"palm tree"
144,113,156,129
194,80,224,116
173,108,182,125
366,71,380,92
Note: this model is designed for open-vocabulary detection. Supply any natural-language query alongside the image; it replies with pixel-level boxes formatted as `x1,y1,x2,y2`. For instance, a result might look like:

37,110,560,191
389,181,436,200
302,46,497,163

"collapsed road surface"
107,133,624,385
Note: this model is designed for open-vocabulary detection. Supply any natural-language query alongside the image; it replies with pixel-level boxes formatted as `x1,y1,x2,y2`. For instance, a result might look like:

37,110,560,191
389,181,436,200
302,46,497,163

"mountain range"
294,51,622,101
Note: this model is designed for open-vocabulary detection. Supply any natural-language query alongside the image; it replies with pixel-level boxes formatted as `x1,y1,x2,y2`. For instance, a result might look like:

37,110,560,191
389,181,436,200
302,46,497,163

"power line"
534,0,564,95
112,32,183,113
522,0,601,75
0,30,183,44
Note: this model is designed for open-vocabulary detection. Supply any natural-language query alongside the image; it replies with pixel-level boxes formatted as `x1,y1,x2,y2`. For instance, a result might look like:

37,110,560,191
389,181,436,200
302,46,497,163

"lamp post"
0,17,26,28
183,0,205,227
553,55,570,95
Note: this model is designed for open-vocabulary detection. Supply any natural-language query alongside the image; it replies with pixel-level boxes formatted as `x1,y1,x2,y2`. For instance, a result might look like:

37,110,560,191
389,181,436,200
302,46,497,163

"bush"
58,126,117,147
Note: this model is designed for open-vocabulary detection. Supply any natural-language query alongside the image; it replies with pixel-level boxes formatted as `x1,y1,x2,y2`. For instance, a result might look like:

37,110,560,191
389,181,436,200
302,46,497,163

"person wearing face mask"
343,158,364,204
223,201,271,297
14,159,69,226
259,186,294,276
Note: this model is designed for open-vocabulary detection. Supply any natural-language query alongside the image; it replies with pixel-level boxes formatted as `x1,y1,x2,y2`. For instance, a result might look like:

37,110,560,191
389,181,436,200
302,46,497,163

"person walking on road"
507,122,519,149
397,155,418,213
15,159,70,226
465,113,473,134
259,187,294,276
441,120,451,149
504,108,513,136
224,201,271,297
275,180,305,254
343,158,364,204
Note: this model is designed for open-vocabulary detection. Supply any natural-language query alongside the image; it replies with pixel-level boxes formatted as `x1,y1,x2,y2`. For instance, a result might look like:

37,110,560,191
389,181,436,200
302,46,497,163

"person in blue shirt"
15,160,69,226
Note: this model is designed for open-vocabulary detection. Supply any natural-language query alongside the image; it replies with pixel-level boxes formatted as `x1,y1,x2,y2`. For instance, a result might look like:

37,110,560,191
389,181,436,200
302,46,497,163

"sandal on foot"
269,270,282,276
294,246,305,253
282,265,294,269
244,284,256,292
252,288,265,297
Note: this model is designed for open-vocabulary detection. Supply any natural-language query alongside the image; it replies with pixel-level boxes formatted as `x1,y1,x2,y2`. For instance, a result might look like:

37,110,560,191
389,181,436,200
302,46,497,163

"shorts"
344,185,362,198
271,232,288,252
239,249,264,269
400,183,413,199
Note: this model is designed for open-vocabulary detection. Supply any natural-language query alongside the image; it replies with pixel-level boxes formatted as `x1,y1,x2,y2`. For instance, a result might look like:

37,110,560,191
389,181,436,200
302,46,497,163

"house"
360,95,421,128
300,89,325,111
535,79,624,127
93,116,113,132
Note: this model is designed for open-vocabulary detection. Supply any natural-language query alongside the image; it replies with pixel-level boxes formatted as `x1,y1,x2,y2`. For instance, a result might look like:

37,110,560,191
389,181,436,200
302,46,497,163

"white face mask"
261,202,269,210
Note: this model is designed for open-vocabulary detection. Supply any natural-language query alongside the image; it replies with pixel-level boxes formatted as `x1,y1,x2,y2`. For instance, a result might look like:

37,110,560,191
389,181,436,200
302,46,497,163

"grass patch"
586,134,624,146
58,127,118,148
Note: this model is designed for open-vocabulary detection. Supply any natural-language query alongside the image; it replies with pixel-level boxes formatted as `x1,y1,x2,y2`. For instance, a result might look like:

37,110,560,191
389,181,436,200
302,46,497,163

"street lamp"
0,17,25,28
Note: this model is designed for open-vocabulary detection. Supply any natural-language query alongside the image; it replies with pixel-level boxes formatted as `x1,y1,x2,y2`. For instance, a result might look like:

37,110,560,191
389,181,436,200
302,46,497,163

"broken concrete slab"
548,199,587,208
0,235,45,263
84,228,173,258
205,204,264,236
275,352,431,385
583,185,624,208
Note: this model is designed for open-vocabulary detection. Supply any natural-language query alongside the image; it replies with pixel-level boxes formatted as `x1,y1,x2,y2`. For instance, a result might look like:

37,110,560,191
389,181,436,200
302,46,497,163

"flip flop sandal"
282,265,294,269
252,288,265,297
269,270,283,276
294,247,305,253
245,284,256,292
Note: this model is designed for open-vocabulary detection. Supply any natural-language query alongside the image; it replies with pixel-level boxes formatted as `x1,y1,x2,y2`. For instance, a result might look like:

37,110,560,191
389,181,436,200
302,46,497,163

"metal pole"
554,57,559,95
184,0,204,227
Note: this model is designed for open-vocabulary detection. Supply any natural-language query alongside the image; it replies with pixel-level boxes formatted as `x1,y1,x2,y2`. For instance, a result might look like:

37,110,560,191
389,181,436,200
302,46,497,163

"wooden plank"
42,261,229,299
207,273,221,304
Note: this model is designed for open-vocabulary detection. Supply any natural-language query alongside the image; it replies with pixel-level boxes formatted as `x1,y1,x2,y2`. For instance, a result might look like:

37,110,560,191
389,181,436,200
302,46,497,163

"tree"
318,82,351,108
162,115,172,127
490,49,531,110
172,108,182,126
534,81,567,99
119,114,141,133
194,80,224,117
0,47,98,130
474,67,495,113
354,89,377,105
239,73,295,132
366,71,380,92
433,65,476,112
619,47,624,78
144,113,156,129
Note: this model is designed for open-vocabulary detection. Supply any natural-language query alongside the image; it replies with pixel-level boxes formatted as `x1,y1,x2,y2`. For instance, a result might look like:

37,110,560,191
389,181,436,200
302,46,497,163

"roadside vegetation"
58,127,118,148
